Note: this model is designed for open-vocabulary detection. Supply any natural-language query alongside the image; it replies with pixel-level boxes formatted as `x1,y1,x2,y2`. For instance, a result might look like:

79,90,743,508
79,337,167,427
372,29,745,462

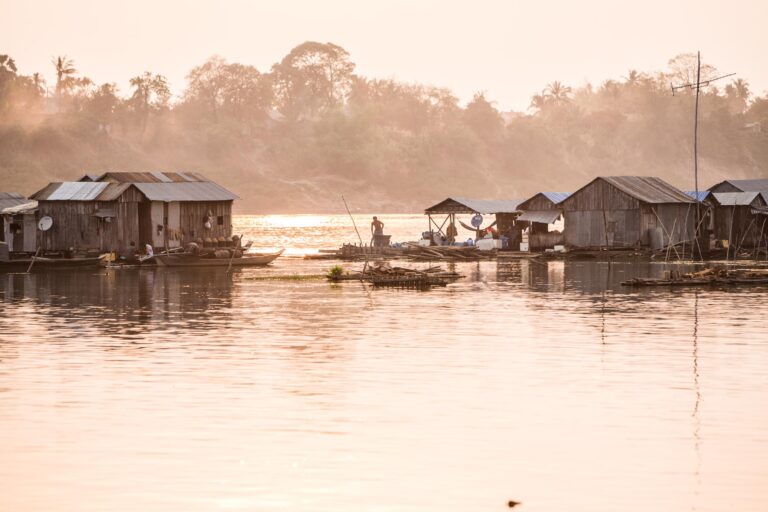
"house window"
217,216,224,226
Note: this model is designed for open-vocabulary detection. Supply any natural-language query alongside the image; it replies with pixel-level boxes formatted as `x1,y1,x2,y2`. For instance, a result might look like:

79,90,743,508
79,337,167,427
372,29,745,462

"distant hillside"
1,47,766,212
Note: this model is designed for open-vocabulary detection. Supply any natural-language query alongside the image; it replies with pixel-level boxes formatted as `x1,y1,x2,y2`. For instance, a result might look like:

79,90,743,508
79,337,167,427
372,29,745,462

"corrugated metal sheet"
99,171,211,183
713,192,763,206
79,174,105,182
150,171,173,183
600,176,694,204
685,190,712,202
133,182,239,202
30,182,132,201
517,210,562,224
95,183,133,201
541,192,570,204
1,200,37,215
0,192,28,211
719,179,768,192
425,197,523,214
46,182,109,201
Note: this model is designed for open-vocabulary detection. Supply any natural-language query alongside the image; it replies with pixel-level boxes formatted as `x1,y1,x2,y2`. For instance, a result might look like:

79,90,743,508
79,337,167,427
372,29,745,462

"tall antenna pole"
671,53,735,260
693,51,701,222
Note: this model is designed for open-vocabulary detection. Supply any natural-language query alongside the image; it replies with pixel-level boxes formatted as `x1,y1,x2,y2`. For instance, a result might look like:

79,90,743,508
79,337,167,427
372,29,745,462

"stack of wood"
405,244,492,261
330,262,464,288
622,266,768,287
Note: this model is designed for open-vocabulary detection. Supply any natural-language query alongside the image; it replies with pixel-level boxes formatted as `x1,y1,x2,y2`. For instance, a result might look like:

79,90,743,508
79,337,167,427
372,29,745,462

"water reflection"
1,216,767,512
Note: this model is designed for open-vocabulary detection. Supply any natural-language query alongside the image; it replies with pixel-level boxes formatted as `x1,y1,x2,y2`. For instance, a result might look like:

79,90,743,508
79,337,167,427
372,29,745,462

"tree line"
1,44,767,212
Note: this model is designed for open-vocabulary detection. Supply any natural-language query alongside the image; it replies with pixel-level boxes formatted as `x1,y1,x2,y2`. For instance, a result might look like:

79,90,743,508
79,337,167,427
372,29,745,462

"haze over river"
1,214,767,512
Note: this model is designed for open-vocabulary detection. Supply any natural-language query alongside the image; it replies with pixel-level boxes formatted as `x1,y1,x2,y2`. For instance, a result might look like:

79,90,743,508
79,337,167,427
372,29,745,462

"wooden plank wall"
520,194,557,211
179,201,233,242
561,179,640,211
714,206,768,248
564,209,640,248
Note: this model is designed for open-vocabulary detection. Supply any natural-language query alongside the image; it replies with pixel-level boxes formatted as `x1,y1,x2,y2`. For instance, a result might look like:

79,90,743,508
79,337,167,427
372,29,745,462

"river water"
1,214,767,512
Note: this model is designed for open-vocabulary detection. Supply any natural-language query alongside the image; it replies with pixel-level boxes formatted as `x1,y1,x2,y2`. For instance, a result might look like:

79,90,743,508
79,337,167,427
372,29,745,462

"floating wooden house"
29,172,238,255
710,191,768,249
1,199,38,254
423,197,523,248
517,192,570,251
0,193,30,248
559,176,695,250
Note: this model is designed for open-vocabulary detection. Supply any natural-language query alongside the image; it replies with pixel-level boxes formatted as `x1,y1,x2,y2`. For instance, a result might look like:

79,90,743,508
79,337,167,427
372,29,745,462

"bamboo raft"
622,267,768,287
329,264,464,288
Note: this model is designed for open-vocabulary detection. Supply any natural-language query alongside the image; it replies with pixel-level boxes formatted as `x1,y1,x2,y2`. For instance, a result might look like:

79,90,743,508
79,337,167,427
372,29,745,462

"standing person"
371,216,384,236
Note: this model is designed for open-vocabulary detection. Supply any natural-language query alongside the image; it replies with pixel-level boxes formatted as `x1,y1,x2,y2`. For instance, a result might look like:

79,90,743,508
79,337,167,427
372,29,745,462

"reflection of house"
517,192,570,251
710,192,768,249
1,200,38,253
0,192,30,249
560,176,695,249
29,172,238,255
423,197,523,248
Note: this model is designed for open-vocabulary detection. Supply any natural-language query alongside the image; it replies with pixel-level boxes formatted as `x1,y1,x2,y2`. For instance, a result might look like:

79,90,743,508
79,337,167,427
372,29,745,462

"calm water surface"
1,214,767,512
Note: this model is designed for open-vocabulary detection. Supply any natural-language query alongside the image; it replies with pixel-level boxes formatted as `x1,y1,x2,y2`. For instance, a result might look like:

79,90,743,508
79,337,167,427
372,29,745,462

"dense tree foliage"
0,45,766,212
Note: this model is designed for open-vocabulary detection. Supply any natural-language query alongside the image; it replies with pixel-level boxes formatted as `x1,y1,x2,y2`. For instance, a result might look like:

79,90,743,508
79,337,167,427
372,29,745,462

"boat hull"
0,257,102,271
154,250,284,268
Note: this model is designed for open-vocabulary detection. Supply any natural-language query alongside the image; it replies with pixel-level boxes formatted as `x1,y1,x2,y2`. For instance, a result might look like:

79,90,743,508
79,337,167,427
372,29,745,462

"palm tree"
130,71,171,134
544,81,572,105
31,73,47,96
623,69,645,87
52,55,76,100
0,54,17,73
529,92,547,112
732,79,750,102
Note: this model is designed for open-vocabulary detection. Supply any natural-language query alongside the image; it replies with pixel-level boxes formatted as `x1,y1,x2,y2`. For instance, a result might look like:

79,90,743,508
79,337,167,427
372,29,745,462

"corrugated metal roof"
0,192,28,211
712,192,765,206
31,182,130,201
1,200,38,215
517,210,562,224
541,192,571,204
45,182,109,201
424,197,523,214
98,171,211,183
79,174,104,182
600,176,694,204
96,183,133,201
133,182,238,202
685,190,712,201
31,180,237,202
718,179,768,192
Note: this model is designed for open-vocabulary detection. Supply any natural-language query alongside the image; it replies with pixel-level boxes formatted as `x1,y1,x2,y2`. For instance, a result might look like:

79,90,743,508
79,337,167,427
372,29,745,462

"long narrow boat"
153,249,284,268
0,256,103,271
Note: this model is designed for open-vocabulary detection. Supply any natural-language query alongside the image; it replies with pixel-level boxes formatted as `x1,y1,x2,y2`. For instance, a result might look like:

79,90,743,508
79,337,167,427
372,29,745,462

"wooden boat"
153,249,284,268
0,256,103,271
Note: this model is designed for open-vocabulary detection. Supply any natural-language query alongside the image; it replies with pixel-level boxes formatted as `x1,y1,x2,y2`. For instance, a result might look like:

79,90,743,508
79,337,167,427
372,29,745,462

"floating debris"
328,262,464,288
622,266,768,287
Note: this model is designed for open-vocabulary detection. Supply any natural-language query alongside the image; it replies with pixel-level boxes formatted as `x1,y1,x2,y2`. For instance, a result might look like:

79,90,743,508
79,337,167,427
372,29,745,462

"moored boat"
153,249,284,268
0,256,103,271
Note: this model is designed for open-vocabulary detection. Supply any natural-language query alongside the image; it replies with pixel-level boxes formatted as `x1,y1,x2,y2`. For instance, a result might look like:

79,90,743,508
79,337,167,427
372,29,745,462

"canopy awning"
424,197,523,215
517,210,561,224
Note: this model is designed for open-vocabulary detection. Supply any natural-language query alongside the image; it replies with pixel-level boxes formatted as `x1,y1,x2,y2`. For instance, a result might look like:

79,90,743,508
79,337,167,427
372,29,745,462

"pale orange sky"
3,0,767,111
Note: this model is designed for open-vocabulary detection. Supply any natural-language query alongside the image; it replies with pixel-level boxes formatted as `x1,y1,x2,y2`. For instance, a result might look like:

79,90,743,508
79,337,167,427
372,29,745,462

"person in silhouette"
371,216,384,236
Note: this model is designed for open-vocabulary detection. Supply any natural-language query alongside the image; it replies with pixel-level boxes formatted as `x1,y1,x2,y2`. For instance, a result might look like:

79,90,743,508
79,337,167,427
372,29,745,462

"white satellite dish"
38,216,54,231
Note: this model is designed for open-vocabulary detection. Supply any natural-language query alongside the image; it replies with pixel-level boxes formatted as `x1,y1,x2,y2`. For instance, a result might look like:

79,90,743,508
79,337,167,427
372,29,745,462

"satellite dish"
38,216,53,231
471,213,484,228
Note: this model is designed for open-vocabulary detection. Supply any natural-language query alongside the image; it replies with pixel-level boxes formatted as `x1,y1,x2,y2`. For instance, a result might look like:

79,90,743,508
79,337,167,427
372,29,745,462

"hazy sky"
3,0,767,111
